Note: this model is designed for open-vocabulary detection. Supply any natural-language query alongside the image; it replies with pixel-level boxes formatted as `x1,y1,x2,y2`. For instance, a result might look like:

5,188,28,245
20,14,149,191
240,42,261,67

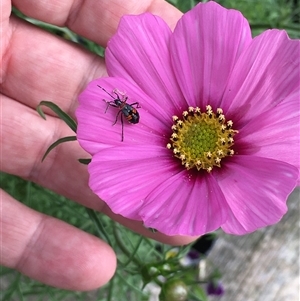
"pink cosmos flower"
76,2,299,236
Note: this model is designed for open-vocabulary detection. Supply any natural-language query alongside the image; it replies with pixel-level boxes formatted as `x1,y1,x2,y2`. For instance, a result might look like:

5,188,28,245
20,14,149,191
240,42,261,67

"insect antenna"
97,85,115,99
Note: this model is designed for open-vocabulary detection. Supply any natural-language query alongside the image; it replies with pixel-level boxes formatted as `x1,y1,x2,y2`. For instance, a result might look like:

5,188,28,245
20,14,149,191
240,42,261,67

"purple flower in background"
207,280,225,296
76,2,299,236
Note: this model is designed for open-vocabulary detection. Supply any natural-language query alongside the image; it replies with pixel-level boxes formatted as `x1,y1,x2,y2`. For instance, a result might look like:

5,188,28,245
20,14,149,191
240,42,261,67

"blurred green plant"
167,0,299,37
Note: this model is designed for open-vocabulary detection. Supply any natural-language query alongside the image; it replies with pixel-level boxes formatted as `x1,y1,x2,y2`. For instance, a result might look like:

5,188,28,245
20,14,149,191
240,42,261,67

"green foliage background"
1,0,299,300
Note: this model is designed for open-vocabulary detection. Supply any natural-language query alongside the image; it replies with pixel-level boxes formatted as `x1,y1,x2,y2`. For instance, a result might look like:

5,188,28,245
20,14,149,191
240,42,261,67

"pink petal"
236,91,300,180
170,1,252,108
88,145,178,220
76,77,169,154
215,155,298,235
139,171,229,236
223,30,300,127
105,14,185,114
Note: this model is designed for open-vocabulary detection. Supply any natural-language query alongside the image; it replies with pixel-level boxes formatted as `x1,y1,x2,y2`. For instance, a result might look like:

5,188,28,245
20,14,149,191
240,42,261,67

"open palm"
0,0,194,291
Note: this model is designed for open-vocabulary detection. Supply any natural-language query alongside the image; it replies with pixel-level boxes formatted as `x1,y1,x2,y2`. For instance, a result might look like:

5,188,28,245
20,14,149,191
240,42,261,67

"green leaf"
190,285,208,301
37,101,77,133
42,136,77,161
78,158,92,165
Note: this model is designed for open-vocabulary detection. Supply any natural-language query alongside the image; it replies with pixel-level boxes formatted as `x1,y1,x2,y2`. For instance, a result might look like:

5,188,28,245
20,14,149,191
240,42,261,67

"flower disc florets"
167,106,238,172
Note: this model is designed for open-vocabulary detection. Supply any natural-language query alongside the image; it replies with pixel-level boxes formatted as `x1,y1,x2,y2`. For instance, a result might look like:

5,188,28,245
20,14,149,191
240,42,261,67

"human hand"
0,0,192,291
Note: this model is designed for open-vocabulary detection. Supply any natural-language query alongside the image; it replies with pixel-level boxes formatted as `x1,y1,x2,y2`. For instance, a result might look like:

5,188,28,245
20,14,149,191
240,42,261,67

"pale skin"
0,0,198,291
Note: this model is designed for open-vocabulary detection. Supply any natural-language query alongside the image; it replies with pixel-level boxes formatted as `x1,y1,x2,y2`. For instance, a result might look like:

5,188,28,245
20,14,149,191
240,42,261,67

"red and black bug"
97,85,140,141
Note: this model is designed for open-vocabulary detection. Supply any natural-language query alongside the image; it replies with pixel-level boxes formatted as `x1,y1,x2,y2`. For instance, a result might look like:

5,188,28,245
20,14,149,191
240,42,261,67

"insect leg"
104,101,110,113
113,89,127,99
121,113,124,142
129,102,141,108
113,110,122,126
103,100,118,113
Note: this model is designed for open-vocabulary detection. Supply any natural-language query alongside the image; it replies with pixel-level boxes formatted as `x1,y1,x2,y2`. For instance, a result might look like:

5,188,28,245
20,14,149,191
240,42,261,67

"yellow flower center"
167,105,238,172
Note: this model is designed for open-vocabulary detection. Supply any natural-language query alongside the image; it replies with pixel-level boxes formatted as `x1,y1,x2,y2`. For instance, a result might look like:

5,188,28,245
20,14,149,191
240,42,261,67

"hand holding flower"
0,0,188,291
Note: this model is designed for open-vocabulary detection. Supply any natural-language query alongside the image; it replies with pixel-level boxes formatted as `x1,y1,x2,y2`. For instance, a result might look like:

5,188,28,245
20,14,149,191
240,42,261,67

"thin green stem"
123,235,144,268
1,273,21,301
86,209,112,245
16,281,25,301
107,275,115,301
113,223,143,267
143,238,164,260
116,271,148,297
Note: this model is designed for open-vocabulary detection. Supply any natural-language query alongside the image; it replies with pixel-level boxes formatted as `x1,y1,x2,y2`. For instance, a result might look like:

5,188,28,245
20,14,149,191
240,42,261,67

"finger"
102,206,198,245
1,95,197,245
1,190,116,290
2,16,105,112
12,0,182,45
2,1,182,111
0,95,98,208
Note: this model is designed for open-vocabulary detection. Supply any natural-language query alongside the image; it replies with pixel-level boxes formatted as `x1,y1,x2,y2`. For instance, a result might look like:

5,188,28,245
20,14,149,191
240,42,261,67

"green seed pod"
159,279,188,301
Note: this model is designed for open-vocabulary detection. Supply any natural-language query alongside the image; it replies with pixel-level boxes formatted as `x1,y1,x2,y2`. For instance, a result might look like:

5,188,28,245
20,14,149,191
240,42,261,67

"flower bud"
141,264,160,285
159,279,188,301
